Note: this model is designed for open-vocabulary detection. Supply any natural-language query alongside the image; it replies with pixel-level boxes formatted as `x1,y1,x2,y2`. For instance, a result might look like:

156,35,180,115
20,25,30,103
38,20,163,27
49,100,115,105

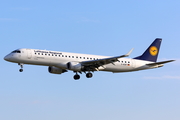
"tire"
86,73,93,78
74,74,80,80
19,69,23,72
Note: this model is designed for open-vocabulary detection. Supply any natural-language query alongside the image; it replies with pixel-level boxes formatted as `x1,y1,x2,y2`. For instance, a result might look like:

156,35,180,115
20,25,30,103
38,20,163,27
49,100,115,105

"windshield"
11,50,21,53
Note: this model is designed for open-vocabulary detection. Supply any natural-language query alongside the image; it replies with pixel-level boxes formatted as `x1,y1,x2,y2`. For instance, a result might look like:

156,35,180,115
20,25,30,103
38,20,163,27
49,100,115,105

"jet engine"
48,66,67,74
67,62,84,71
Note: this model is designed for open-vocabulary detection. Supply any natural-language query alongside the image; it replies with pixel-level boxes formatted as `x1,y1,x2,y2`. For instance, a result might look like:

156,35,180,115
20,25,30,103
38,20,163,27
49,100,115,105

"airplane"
4,38,175,80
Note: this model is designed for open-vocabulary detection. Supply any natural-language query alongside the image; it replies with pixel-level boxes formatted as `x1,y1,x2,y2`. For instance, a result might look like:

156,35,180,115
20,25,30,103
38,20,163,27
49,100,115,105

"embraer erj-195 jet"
4,38,174,80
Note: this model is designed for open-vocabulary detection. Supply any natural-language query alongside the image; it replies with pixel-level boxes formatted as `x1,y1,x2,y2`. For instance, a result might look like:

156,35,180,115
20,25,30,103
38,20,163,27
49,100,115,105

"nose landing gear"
19,69,23,72
18,63,23,72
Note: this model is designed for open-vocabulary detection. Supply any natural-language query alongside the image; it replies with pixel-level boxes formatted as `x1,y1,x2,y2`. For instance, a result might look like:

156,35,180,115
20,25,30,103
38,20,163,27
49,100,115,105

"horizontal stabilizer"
146,60,175,66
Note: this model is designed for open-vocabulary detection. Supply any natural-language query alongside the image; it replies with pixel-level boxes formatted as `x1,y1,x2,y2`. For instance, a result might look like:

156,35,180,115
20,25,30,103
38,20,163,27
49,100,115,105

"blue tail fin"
134,38,162,62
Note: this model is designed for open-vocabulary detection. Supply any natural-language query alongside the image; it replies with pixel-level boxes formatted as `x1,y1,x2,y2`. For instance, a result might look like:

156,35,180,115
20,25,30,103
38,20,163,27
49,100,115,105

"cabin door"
27,49,32,59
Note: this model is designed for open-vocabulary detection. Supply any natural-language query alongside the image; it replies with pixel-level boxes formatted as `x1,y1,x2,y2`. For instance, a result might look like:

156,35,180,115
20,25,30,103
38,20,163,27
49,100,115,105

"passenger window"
62,55,64,57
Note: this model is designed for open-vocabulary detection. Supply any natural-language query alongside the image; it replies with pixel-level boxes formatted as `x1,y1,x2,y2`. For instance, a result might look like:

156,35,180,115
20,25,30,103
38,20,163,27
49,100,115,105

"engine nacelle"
48,66,67,74
67,62,83,71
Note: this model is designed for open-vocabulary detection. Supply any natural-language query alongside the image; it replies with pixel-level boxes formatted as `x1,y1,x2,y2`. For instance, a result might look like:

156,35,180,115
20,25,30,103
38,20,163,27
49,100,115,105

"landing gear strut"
18,63,23,72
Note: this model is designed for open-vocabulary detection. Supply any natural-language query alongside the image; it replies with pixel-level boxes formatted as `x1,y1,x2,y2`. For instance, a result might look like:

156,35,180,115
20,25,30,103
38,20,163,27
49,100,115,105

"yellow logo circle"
149,46,158,56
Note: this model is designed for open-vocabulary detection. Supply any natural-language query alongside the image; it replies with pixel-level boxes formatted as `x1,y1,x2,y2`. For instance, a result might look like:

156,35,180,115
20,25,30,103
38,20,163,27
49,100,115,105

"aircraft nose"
4,55,11,61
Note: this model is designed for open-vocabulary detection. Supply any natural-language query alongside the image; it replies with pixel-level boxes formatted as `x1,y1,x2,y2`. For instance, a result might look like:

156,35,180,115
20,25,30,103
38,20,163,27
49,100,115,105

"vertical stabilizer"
134,38,162,62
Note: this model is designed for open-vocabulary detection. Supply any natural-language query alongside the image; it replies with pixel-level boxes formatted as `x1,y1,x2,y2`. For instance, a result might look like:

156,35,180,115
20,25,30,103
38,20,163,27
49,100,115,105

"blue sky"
1,0,180,120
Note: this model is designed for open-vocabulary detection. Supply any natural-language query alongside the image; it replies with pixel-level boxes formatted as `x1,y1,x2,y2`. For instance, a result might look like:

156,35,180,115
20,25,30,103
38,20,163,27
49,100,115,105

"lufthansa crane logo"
149,46,158,56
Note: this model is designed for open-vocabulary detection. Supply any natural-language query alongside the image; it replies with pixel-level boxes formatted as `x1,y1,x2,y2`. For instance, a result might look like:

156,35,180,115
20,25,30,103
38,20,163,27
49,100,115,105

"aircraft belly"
103,63,134,72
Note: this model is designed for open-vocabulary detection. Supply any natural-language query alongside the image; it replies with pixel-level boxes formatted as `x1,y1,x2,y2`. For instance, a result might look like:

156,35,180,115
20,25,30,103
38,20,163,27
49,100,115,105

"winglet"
125,48,134,57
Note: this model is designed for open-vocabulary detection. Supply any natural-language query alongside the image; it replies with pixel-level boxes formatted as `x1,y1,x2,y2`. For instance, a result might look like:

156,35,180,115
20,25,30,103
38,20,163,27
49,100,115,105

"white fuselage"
4,48,158,73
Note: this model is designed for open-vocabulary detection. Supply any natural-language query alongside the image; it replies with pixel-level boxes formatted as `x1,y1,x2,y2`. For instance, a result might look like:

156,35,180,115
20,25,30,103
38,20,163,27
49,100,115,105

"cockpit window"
11,50,21,53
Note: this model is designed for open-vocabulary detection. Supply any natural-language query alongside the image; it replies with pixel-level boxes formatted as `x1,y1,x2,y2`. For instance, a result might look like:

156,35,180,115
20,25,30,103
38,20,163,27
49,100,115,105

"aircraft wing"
80,48,133,67
146,60,175,66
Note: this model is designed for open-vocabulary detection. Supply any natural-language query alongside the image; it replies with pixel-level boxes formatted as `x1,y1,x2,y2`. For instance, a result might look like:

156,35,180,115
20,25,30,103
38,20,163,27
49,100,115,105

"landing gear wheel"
86,73,93,78
19,69,23,72
74,74,80,80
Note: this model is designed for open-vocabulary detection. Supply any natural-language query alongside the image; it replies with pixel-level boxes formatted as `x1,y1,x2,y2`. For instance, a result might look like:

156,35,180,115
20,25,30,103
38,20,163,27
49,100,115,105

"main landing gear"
18,63,23,72
73,72,93,80
74,74,80,80
86,72,93,78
